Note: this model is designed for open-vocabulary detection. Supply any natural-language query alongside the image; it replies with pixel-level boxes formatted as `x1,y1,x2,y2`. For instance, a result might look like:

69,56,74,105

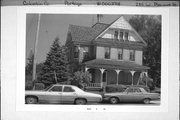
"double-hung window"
74,46,79,58
104,47,110,59
129,50,135,61
114,31,118,40
125,32,129,41
119,32,123,40
117,49,123,60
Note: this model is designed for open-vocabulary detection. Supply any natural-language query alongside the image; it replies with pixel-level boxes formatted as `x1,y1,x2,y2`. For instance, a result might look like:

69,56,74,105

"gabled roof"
84,59,149,71
67,16,147,46
68,23,108,42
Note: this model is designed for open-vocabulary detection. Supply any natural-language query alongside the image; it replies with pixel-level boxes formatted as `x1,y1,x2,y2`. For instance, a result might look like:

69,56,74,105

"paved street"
38,100,160,105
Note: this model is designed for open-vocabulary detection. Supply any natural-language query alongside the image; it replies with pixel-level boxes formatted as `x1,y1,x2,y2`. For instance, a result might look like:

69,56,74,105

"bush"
105,85,127,93
25,81,33,90
34,83,45,90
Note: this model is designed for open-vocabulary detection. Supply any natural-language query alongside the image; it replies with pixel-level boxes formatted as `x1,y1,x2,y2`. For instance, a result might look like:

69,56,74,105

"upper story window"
81,47,89,59
119,32,123,40
125,32,129,41
104,47,110,59
114,31,118,40
129,50,135,61
74,46,79,58
117,49,123,60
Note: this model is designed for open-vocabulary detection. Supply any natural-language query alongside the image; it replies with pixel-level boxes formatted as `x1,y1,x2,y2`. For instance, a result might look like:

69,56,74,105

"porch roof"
84,59,150,71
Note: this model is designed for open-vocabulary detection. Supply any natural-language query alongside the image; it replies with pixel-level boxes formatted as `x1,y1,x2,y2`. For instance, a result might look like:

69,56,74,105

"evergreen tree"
39,37,70,86
129,15,161,87
26,50,34,76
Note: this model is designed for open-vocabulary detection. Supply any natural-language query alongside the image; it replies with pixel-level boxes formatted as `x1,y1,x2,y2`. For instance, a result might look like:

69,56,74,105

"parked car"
25,84,102,105
103,86,160,104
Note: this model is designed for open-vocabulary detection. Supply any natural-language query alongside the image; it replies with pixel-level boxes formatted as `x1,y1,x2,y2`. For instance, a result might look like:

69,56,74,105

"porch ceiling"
84,59,150,71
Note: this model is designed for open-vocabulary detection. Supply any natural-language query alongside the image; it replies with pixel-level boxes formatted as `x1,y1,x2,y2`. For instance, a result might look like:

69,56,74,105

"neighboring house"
65,16,149,88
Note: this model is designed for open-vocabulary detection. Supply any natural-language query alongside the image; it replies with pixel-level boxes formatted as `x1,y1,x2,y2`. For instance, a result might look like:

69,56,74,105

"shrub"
34,83,45,90
25,80,33,90
105,85,127,93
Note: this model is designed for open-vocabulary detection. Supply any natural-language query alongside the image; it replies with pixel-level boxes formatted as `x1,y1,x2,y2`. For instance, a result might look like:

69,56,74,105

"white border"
16,6,169,112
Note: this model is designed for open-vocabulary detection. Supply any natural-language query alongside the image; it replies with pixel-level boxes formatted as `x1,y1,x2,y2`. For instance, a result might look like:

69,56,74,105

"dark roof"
68,23,108,42
84,59,149,71
92,23,109,32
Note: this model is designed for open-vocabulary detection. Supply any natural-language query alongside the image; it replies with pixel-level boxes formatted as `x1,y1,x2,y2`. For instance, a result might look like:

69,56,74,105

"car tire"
26,97,38,104
109,97,119,104
75,99,87,105
143,98,150,104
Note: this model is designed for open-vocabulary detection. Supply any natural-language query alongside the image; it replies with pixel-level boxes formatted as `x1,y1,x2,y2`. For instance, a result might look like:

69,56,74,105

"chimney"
97,14,103,23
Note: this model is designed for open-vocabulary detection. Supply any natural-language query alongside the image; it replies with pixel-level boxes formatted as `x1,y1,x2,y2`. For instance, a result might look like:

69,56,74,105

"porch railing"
85,83,101,88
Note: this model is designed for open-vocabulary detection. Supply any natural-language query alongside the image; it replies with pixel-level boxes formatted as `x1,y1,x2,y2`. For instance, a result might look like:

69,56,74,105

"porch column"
115,70,121,85
130,70,135,85
100,68,105,88
144,72,148,87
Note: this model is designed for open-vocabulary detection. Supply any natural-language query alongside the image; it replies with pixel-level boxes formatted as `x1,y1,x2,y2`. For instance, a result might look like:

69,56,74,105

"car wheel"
75,99,87,105
26,97,38,104
109,97,119,104
143,98,150,104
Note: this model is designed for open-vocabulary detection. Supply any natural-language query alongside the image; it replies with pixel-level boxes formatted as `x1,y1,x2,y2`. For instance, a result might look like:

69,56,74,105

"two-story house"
65,16,149,88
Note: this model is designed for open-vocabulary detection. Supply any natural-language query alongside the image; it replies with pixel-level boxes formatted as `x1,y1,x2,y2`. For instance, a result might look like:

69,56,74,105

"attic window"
125,32,129,41
114,31,118,40
119,32,123,40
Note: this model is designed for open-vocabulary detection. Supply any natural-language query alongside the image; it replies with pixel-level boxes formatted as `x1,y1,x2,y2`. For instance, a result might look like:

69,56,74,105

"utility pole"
32,14,41,89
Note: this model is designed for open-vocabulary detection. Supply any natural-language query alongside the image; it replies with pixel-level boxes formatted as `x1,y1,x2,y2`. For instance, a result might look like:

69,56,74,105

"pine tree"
39,37,70,86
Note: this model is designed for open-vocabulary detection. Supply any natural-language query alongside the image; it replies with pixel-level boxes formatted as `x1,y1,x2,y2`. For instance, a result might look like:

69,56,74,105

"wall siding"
123,49,129,61
135,50,143,65
96,46,105,59
110,48,117,60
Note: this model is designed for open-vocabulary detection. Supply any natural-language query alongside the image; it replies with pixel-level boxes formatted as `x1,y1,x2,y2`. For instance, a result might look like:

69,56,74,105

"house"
65,15,149,89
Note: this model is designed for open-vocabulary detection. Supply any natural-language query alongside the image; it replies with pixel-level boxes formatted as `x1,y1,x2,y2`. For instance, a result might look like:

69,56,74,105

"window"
74,46,79,58
117,49,123,60
125,32,129,41
50,86,62,92
129,50,135,61
119,32,123,40
63,86,75,92
82,47,89,59
114,31,118,39
104,47,110,59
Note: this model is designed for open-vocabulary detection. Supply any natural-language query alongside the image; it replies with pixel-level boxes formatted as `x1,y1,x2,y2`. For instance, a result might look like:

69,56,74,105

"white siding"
135,50,143,65
110,48,117,60
123,49,129,61
102,29,114,39
96,46,104,59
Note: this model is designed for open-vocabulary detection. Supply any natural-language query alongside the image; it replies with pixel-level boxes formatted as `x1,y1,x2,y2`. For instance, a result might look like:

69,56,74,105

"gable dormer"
94,16,147,47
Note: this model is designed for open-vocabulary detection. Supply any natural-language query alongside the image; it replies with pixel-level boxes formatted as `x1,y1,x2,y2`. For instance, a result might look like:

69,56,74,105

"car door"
130,88,143,102
61,86,77,104
122,88,135,102
45,85,62,104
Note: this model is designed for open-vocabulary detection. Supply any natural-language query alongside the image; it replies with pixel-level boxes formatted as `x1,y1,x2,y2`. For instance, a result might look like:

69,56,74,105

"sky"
26,14,124,63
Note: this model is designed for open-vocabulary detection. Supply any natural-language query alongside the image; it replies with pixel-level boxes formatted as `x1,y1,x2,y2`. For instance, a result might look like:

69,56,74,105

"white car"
25,84,102,105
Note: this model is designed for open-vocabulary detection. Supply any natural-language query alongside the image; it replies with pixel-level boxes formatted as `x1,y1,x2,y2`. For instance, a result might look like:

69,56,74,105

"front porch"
83,59,150,89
